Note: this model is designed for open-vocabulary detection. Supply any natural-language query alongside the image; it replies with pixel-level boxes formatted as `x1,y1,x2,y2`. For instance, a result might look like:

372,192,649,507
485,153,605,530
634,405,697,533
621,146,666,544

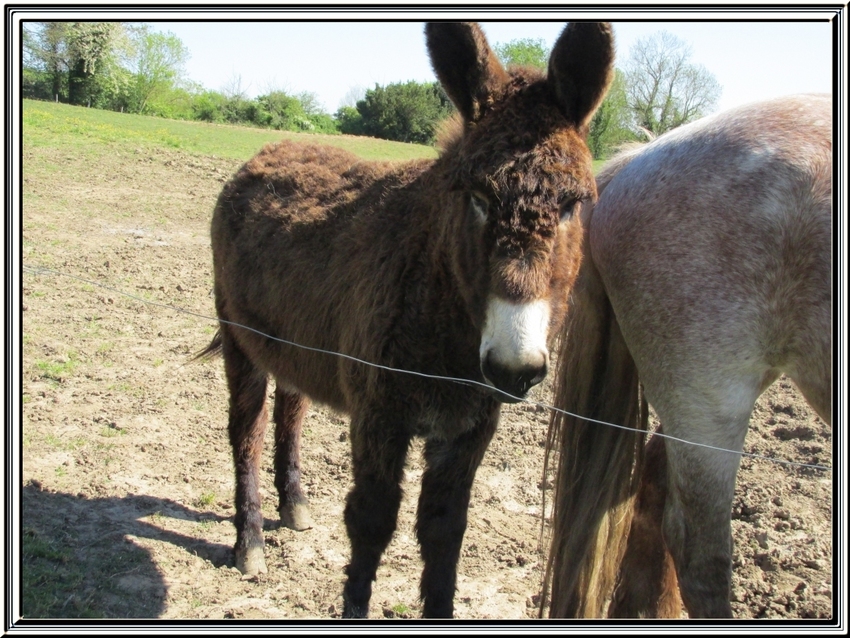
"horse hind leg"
658,399,755,618
608,428,683,618
221,327,270,576
272,384,314,531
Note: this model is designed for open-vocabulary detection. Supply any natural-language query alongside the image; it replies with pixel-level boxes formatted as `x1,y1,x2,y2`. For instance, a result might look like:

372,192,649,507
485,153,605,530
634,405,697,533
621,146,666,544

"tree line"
23,23,721,158
494,36,721,157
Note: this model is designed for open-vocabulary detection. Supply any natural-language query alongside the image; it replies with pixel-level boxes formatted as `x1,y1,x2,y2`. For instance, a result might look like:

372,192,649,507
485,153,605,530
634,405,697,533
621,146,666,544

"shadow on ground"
20,481,235,618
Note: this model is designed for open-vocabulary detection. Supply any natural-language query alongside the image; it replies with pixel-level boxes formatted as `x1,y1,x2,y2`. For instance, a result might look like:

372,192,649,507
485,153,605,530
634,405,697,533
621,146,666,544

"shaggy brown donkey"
204,21,614,618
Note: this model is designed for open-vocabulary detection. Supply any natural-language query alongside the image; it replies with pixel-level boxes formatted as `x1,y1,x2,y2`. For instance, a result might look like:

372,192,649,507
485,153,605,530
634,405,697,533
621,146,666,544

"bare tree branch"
623,30,721,136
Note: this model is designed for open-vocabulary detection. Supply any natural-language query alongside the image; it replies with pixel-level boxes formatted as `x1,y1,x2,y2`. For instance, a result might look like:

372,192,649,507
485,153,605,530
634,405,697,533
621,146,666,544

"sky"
144,18,834,116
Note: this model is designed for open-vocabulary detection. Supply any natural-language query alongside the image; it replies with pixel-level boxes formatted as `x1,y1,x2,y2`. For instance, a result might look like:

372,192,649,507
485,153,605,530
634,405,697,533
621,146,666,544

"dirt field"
19,139,834,624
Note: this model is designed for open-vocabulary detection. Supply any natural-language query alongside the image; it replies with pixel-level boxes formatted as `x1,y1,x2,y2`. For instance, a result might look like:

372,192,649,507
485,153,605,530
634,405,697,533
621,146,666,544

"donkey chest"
410,405,483,439
402,381,494,440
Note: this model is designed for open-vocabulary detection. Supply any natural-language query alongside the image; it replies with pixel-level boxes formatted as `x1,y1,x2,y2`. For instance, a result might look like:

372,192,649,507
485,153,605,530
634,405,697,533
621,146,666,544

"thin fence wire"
21,264,832,472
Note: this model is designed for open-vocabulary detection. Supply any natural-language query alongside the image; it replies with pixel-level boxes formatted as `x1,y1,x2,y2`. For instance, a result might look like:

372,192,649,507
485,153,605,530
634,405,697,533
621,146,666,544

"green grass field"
22,99,439,163
23,99,606,171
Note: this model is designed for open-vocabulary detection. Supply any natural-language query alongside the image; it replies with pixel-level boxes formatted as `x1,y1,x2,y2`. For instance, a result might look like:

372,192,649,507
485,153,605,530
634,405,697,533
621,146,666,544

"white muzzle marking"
479,297,551,371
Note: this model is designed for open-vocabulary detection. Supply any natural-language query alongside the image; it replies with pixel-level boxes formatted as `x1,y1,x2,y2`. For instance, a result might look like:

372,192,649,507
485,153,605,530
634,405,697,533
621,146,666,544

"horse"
544,93,832,618
199,21,615,618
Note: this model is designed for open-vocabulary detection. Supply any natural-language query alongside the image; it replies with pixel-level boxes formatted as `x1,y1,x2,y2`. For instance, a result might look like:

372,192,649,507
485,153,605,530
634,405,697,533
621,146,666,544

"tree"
125,25,189,114
295,91,324,116
23,22,70,101
352,81,454,145
494,38,549,70
340,84,366,109
22,22,127,107
335,105,364,136
623,31,721,136
587,69,638,159
65,22,122,106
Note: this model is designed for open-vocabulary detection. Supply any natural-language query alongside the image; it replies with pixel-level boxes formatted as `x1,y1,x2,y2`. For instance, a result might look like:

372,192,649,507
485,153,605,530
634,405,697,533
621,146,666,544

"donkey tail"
541,254,648,618
190,329,223,363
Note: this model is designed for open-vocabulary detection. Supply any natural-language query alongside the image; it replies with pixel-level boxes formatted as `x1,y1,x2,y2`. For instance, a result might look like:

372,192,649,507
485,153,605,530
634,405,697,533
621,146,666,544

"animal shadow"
19,481,237,619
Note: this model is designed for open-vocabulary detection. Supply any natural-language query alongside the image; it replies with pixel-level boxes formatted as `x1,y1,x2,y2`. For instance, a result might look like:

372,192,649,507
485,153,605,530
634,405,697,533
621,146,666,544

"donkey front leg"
342,414,410,618
416,401,499,618
272,385,314,531
221,328,269,576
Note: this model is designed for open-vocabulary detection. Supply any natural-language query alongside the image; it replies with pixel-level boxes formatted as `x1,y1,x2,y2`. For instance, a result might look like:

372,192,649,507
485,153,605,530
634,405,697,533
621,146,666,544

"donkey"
202,22,614,618
544,94,832,618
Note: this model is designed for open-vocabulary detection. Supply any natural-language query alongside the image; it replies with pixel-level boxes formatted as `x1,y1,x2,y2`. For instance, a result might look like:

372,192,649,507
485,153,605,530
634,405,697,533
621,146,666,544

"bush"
353,81,454,145
335,105,364,136
255,91,310,130
307,112,339,134
220,95,257,125
143,86,196,120
191,90,228,123
22,68,57,101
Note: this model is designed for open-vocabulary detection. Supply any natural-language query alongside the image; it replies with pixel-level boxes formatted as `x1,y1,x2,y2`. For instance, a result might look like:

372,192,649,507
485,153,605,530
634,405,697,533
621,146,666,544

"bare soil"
20,142,833,623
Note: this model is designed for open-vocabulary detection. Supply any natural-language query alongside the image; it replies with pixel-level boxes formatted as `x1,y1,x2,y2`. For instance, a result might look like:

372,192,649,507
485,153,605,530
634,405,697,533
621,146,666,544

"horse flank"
544,93,831,618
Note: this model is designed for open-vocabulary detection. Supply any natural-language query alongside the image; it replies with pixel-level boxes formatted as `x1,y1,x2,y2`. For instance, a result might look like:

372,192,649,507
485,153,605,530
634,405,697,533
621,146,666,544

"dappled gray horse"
547,94,831,618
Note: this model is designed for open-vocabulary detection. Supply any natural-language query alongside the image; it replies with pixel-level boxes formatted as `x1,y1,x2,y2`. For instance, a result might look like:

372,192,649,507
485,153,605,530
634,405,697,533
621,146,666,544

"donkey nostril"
481,351,548,400
516,365,546,394
529,363,547,387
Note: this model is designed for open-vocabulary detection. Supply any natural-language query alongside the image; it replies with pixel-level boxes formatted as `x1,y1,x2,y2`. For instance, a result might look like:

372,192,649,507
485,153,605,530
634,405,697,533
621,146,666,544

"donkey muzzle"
479,297,551,402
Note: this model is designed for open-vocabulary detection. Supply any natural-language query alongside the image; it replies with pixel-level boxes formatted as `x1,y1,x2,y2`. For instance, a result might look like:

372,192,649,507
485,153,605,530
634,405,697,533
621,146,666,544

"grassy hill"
22,99,440,163
23,100,608,172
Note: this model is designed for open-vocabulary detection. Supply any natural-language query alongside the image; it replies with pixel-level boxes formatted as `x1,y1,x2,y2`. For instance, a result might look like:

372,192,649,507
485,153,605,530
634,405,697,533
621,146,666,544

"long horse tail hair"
540,228,648,617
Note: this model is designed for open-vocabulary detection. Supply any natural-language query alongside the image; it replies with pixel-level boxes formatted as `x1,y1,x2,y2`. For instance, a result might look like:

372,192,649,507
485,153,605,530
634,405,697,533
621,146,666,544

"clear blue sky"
147,19,833,115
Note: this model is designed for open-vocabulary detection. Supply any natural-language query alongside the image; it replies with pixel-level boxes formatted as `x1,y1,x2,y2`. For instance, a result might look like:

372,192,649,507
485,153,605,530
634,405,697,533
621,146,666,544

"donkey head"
426,22,614,402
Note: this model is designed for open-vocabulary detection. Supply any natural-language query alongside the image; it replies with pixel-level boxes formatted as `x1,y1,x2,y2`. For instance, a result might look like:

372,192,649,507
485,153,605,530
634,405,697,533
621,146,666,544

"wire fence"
21,263,832,472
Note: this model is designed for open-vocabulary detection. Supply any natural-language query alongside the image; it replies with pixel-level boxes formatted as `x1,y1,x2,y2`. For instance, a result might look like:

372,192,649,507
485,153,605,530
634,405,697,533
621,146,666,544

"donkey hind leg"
608,427,682,618
272,384,314,531
221,329,270,576
342,415,411,618
657,389,756,618
416,403,500,618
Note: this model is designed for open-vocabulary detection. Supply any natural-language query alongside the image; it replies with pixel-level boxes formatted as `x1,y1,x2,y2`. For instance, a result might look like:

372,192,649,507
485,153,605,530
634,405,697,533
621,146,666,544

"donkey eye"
560,198,581,222
470,192,489,223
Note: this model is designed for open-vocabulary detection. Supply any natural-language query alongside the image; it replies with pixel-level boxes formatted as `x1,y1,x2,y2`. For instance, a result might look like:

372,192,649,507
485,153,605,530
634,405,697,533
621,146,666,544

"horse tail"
541,250,648,618
191,329,223,362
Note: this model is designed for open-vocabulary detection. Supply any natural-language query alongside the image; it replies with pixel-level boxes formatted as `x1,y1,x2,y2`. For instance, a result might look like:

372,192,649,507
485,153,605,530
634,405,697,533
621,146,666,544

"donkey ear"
548,22,615,129
425,22,510,123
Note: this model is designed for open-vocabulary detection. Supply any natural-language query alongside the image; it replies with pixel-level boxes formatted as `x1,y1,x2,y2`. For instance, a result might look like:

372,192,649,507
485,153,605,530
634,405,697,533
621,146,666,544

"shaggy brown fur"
204,22,614,618
545,94,832,618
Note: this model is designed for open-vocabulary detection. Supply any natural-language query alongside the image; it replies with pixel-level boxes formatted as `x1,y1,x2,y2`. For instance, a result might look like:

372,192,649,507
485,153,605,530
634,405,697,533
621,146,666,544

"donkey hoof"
342,599,369,619
236,546,268,576
280,502,314,531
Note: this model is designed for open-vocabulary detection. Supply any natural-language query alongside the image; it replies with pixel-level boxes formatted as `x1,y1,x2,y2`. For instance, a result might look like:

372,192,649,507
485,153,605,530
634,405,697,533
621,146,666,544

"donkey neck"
369,157,484,376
